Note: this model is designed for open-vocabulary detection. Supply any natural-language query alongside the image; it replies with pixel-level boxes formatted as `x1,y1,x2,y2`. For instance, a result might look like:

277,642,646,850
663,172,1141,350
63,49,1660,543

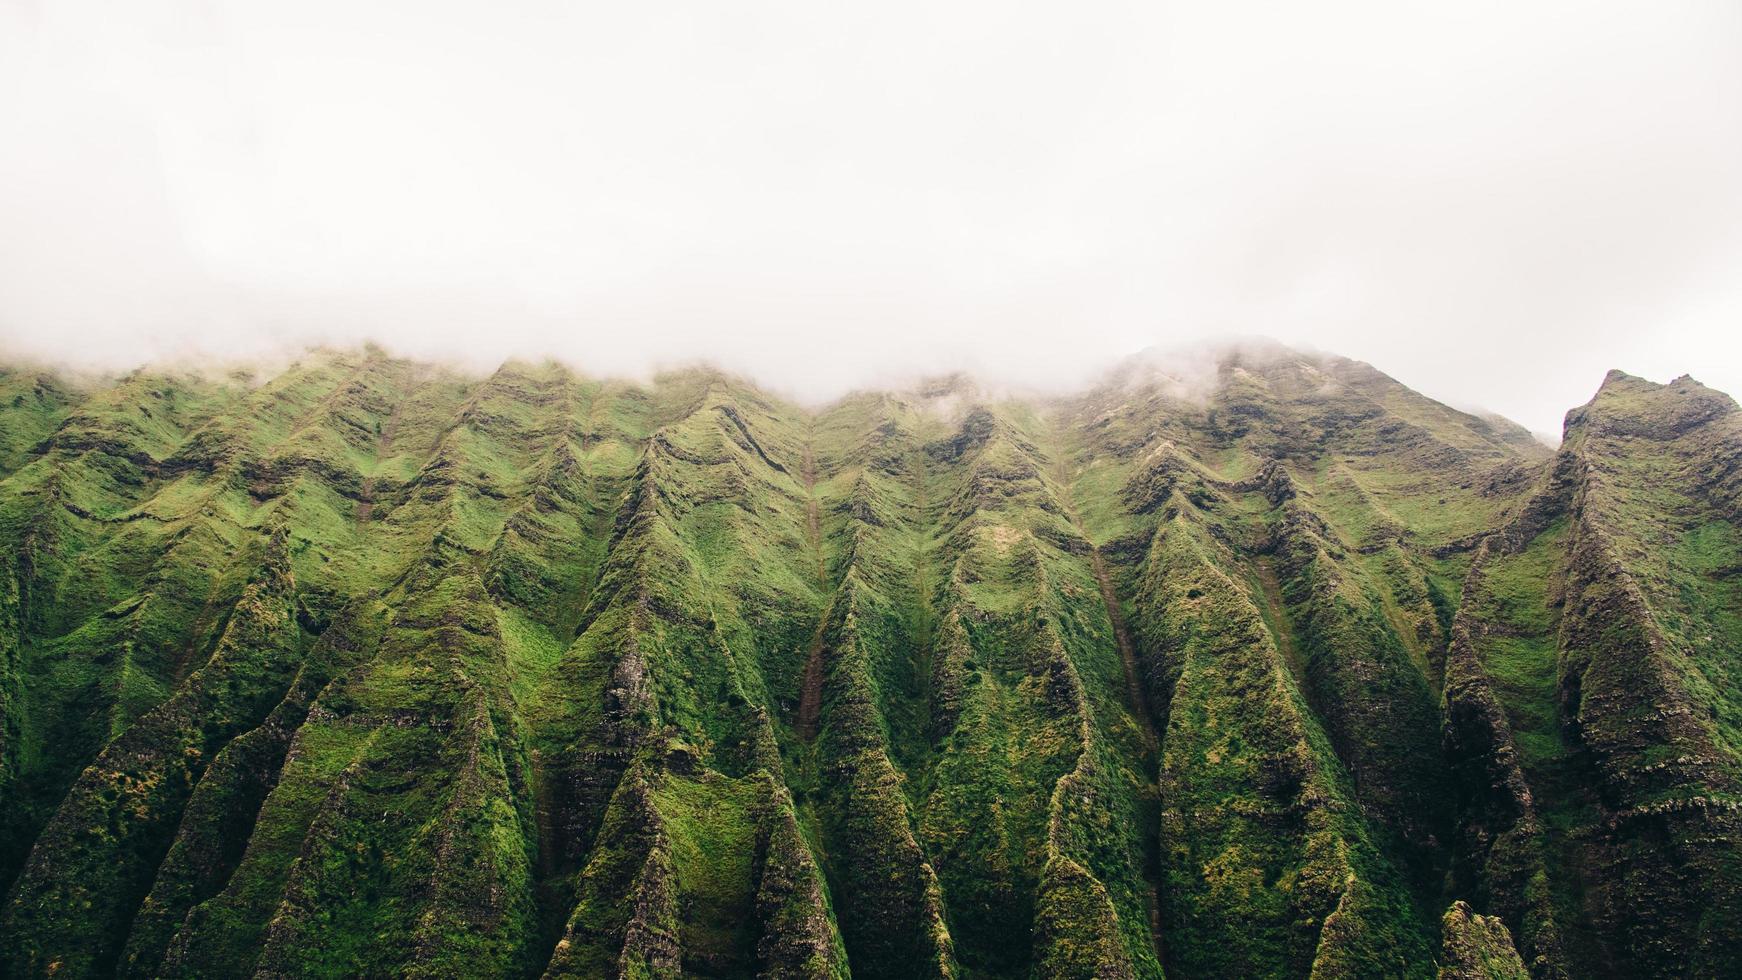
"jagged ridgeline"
0,343,1738,979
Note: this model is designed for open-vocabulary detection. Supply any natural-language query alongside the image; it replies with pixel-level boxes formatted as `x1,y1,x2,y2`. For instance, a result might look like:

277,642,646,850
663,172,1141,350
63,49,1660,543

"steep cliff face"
0,345,1735,978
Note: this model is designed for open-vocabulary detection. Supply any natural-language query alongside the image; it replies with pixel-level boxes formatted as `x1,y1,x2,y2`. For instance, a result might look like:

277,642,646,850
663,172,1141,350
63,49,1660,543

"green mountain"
0,342,1737,979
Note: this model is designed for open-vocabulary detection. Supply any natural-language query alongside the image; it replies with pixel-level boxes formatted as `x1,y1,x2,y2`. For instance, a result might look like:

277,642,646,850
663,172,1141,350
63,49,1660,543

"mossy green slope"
1,344,1737,978
1436,901,1530,980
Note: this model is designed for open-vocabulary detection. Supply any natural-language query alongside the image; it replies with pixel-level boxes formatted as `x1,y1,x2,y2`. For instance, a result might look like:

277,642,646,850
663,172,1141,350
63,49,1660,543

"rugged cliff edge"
1,343,1736,978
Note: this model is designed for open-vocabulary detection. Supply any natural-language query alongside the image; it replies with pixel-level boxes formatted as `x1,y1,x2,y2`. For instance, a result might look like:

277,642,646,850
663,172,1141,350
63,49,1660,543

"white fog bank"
2,1,1740,434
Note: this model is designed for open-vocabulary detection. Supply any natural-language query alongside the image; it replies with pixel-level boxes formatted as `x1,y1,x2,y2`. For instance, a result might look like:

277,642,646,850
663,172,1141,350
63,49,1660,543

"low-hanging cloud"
2,0,1740,435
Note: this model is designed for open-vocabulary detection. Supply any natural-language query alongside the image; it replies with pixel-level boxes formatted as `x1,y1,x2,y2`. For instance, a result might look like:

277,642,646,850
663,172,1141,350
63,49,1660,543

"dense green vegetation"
1,344,1738,977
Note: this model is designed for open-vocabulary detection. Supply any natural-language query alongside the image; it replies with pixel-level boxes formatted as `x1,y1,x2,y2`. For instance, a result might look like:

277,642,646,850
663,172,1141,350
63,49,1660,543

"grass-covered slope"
0,345,1737,978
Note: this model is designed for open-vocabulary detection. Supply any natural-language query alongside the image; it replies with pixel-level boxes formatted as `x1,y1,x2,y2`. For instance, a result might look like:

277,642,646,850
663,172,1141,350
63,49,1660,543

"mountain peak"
1569,367,1737,443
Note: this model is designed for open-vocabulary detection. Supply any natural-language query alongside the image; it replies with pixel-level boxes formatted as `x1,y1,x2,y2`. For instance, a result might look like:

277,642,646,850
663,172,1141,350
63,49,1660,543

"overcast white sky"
2,1,1739,434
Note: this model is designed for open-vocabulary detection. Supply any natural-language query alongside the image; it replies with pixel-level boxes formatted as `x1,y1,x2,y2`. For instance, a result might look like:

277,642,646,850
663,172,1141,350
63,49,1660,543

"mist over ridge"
5,1,1742,437
9,331,1720,455
4,5,1742,974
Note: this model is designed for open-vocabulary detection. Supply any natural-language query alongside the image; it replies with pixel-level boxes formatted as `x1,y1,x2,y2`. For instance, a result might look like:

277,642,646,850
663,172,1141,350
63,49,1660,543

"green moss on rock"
0,346,1736,979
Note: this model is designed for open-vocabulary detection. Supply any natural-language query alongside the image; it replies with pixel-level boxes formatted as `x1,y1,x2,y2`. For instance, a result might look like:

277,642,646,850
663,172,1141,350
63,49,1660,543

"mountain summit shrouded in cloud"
2,342,1740,977
3,1,1742,434
5,3,1742,978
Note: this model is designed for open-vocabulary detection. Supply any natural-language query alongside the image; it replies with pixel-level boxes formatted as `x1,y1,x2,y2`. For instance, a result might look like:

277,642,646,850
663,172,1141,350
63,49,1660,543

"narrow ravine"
1049,443,1166,963
796,434,829,741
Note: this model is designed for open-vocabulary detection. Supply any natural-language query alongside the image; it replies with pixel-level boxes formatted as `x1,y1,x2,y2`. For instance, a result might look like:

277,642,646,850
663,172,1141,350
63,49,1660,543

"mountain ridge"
0,342,1736,978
